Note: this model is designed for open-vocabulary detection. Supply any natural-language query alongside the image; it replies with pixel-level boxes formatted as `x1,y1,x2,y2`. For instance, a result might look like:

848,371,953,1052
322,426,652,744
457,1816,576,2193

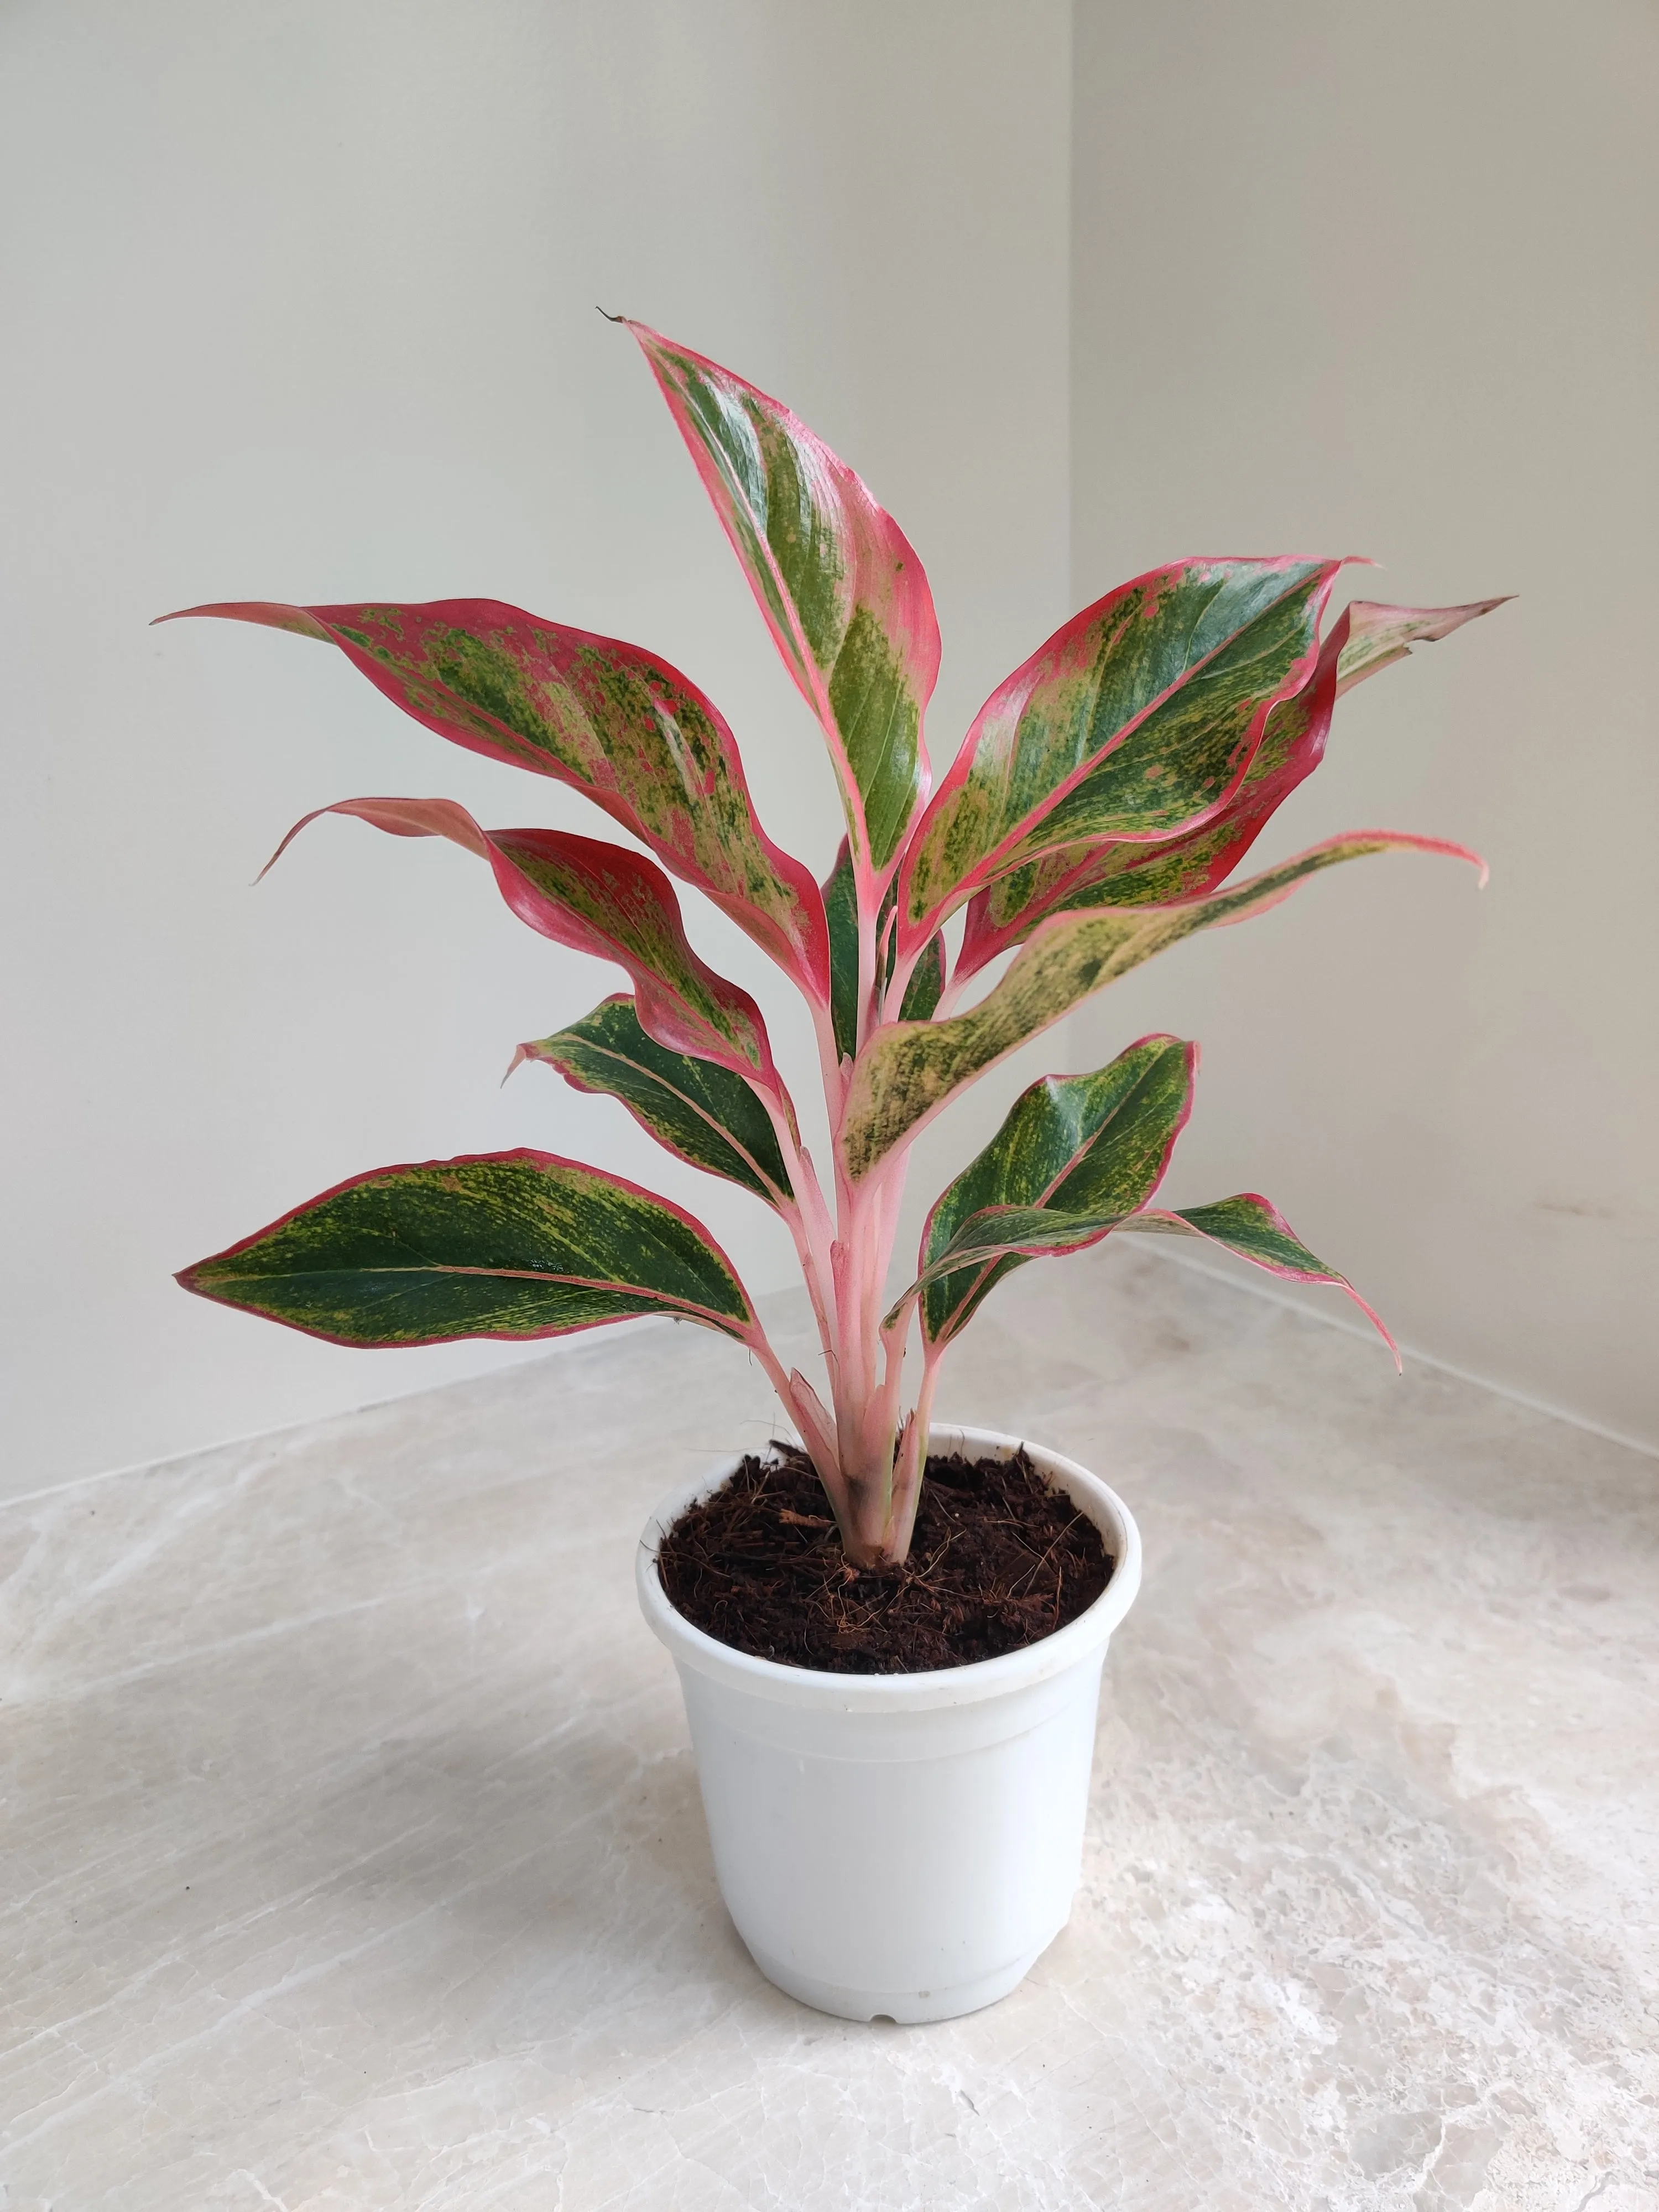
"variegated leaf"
1335,597,1509,697
953,592,1507,977
509,995,792,1207
271,796,783,1097
905,1036,1195,1344
627,322,940,877
954,592,1506,976
158,598,829,999
843,832,1483,1179
178,1150,758,1347
898,556,1344,951
955,604,1350,977
1118,1193,1396,1360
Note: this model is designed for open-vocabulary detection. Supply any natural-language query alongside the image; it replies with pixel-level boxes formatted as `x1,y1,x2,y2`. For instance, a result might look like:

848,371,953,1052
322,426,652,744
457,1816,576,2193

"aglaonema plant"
168,324,1501,1569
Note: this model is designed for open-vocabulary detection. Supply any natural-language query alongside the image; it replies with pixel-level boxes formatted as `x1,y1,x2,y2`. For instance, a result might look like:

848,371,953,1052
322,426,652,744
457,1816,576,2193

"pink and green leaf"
1335,597,1510,697
627,322,940,878
272,796,784,1098
843,832,1483,1180
954,607,1348,977
900,1036,1196,1345
158,598,829,1000
509,994,793,1208
1117,1193,1397,1362
177,1150,759,1347
951,593,1504,979
898,556,1345,951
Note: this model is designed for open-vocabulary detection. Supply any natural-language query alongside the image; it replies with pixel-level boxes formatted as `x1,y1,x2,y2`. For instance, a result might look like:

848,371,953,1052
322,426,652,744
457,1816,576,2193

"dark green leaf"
512,996,792,1206
896,932,945,1022
823,839,860,1062
905,1036,1194,1343
1118,1193,1397,1360
179,1151,757,1347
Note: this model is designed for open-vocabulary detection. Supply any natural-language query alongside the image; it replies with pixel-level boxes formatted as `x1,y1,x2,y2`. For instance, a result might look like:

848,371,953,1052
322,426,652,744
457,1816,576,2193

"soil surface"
656,1444,1113,1674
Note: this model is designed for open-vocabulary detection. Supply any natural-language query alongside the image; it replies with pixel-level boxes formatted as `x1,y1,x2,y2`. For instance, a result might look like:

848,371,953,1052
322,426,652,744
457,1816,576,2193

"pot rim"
637,1422,1142,1713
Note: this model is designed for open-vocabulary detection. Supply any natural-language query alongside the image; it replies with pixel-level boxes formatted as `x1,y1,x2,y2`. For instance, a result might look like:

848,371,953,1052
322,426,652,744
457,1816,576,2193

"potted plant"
166,323,1500,2023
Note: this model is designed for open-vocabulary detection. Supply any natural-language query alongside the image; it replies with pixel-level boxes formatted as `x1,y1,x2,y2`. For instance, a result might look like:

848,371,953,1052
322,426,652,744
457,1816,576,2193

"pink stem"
882,935,924,1021
885,1338,943,1561
930,964,973,1020
759,1093,838,1364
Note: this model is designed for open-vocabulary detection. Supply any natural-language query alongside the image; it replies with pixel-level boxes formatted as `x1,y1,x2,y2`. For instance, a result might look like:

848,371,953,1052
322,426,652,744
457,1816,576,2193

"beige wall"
1,0,1072,1493
1069,0,1658,1445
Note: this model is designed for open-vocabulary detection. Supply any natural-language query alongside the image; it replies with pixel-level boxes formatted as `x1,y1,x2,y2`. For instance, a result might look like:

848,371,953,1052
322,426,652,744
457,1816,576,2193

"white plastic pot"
638,1422,1142,2024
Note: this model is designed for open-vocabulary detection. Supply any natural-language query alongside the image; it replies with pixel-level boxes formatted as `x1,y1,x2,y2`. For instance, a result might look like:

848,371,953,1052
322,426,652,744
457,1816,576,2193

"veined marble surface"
2,1248,1655,2211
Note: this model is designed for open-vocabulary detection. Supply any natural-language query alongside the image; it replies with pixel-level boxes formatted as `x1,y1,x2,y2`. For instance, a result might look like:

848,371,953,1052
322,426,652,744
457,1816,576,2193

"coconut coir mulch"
656,1444,1112,1674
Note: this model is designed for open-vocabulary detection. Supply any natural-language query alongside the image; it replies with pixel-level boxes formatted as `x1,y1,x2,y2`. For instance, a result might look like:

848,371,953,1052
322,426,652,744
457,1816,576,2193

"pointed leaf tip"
264,795,784,1097
1120,1193,1400,1368
160,595,829,998
627,322,938,878
846,831,1474,1179
513,996,793,1206
901,556,1347,947
177,1150,759,1348
906,1034,1197,1345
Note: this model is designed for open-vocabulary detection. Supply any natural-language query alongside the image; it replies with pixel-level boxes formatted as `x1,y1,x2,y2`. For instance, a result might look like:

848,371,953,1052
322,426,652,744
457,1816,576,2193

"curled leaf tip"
1434,838,1490,890
255,818,309,883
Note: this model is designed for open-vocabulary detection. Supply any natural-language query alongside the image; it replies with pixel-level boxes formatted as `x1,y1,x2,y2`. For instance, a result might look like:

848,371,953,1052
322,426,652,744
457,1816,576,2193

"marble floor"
2,1248,1655,2211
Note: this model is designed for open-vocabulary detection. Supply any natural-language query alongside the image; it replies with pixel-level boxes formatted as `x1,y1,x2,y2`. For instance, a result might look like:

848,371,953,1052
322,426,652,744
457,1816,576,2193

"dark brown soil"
656,1444,1112,1674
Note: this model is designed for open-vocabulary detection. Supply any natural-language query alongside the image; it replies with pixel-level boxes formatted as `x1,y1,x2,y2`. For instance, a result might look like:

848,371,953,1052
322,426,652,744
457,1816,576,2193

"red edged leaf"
508,995,792,1207
956,606,1350,978
898,556,1346,954
843,832,1484,1180
157,598,829,1000
1337,597,1510,697
895,1036,1196,1344
1118,1194,1399,1366
954,591,1506,977
176,1149,759,1347
626,322,940,879
272,796,785,1099
895,1203,1133,1314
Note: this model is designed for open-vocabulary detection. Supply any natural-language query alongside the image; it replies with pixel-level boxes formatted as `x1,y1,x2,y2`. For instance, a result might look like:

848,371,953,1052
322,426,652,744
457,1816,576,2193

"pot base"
744,1927,1061,2025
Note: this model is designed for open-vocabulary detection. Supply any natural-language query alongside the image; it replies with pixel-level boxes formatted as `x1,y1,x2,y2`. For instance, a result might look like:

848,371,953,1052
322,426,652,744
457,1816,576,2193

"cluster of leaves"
170,324,1499,1566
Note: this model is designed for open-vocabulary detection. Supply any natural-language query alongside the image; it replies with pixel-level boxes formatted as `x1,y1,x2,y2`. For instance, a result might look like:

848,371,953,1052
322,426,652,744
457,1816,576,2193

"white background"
3,0,1654,1494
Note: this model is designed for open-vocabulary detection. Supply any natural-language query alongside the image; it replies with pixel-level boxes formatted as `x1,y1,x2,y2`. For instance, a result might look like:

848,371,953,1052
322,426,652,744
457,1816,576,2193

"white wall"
1070,0,1658,1446
1,0,1072,1494
13,0,1650,1494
